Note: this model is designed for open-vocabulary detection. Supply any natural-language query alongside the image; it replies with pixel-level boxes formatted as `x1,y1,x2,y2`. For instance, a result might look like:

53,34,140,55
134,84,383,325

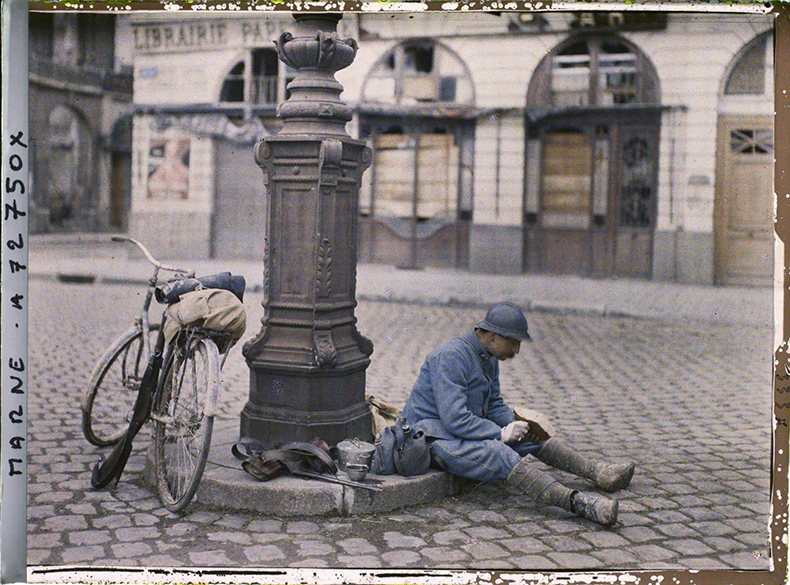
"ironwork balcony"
30,55,104,88
252,75,278,104
29,55,133,95
220,74,279,105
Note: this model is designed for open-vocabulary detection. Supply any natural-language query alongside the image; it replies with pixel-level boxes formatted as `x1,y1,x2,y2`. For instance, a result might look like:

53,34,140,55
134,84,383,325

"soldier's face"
489,333,521,361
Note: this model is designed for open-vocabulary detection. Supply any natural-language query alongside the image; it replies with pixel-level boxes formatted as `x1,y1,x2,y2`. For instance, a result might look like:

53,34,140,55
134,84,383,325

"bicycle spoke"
82,329,156,447
155,337,216,512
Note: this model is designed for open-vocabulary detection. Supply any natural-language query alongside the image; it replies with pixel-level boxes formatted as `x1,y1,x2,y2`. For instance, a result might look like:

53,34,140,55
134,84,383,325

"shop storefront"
524,34,662,279
125,10,774,286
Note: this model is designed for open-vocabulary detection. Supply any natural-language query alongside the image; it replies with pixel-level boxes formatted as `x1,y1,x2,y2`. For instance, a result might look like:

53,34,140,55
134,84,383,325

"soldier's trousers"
429,437,543,482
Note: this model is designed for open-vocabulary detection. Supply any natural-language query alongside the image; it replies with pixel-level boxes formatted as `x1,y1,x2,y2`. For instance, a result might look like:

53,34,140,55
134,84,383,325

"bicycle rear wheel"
81,324,160,447
153,336,219,512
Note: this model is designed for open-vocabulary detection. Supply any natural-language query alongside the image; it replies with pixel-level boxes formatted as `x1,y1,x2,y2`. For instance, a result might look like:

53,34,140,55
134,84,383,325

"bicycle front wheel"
153,336,219,512
81,324,160,447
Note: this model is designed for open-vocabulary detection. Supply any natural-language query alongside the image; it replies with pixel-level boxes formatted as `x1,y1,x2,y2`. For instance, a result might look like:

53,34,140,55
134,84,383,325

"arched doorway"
524,35,661,278
714,32,774,287
45,104,94,230
358,40,476,269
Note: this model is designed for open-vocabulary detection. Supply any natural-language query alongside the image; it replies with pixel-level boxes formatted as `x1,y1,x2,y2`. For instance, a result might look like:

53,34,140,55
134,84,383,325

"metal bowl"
346,463,369,482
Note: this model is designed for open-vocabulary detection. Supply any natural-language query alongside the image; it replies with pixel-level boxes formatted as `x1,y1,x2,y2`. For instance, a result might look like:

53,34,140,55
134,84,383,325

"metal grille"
619,135,653,228
730,129,773,155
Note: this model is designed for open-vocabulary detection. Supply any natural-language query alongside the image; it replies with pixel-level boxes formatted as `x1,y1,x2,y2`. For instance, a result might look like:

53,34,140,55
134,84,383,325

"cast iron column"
241,13,374,447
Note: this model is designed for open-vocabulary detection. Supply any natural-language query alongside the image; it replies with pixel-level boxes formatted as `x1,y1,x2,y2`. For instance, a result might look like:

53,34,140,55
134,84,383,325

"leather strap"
237,440,337,482
278,442,337,474
232,437,268,460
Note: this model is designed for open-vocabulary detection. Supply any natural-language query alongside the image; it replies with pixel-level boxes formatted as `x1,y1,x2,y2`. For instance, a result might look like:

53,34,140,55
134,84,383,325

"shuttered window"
541,131,592,228
374,132,459,219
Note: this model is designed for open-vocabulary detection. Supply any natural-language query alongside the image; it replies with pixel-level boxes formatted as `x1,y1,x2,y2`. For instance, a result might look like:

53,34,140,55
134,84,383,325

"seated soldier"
400,302,634,526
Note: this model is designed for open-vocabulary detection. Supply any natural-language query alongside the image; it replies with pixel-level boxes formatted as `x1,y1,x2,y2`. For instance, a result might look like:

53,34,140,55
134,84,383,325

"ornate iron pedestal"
241,13,374,447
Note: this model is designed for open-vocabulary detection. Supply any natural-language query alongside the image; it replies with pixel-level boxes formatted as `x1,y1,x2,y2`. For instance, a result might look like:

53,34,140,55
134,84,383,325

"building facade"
29,12,135,234
125,9,773,286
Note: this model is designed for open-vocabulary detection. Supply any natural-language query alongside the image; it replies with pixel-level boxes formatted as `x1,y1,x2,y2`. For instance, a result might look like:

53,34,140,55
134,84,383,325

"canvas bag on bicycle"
162,288,247,352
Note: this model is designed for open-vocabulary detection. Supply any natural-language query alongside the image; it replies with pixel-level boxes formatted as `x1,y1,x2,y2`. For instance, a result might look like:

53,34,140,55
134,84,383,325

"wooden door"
109,152,130,229
611,125,658,279
714,115,773,286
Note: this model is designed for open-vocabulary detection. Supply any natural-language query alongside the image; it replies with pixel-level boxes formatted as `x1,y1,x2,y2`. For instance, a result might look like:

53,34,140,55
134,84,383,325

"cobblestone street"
27,278,773,572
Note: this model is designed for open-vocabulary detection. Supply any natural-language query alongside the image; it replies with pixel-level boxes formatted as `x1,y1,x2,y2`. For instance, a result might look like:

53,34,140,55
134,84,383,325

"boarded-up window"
598,41,638,106
417,133,459,218
374,133,414,217
532,37,658,109
362,42,474,105
551,42,590,108
373,132,459,219
541,131,592,228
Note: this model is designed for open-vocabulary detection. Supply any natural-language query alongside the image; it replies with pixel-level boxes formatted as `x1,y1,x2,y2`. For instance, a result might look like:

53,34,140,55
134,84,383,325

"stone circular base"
144,424,460,516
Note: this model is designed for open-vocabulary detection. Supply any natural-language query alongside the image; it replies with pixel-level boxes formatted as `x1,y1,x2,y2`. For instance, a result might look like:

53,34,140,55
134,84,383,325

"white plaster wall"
345,13,773,236
356,12,509,40
130,115,215,257
626,13,773,235
114,15,136,71
135,49,244,105
450,34,561,110
338,40,391,105
342,29,559,110
123,10,775,261
130,13,296,105
473,111,525,226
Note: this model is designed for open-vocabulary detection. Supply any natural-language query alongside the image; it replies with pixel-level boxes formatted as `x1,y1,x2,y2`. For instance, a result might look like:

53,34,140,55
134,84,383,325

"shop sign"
133,19,288,53
570,12,667,32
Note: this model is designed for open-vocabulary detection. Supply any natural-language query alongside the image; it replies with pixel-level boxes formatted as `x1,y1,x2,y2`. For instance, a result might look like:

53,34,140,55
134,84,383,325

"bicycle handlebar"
111,236,196,277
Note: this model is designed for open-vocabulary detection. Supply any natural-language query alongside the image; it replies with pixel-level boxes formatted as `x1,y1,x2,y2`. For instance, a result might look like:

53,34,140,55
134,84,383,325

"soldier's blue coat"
401,329,541,482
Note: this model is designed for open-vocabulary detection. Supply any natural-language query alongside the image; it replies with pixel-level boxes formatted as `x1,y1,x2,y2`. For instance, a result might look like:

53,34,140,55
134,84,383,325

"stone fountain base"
144,424,460,516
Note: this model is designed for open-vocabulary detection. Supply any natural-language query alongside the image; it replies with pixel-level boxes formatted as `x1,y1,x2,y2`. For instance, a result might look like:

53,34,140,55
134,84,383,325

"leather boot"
570,491,618,527
534,438,635,493
507,458,618,526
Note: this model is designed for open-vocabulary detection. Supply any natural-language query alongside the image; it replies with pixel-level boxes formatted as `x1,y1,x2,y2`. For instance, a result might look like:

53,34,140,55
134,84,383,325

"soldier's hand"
525,431,542,444
501,421,531,444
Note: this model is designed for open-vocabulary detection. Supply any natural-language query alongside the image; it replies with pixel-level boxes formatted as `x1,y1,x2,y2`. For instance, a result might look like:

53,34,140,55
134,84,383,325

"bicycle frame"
150,326,233,425
90,238,195,489
90,236,242,502
90,318,168,489
111,236,195,363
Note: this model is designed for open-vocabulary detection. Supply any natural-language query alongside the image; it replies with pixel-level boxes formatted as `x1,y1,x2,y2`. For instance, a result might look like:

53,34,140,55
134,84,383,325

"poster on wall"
146,138,190,199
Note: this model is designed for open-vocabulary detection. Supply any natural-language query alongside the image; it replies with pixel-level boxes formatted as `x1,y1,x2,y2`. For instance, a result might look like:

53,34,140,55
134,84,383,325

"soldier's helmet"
476,302,532,341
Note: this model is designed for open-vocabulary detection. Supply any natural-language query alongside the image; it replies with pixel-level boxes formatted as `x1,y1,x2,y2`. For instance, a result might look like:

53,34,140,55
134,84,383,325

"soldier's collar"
463,329,493,361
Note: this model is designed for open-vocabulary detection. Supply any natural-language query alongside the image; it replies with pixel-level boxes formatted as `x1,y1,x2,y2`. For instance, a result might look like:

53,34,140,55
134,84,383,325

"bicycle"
82,236,245,512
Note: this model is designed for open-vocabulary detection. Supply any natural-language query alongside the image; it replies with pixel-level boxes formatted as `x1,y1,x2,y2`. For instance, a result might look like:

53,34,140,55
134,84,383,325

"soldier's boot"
534,438,635,493
506,458,618,526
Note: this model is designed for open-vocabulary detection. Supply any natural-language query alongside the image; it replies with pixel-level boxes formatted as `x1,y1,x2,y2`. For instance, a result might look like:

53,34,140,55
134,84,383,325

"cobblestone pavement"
27,279,773,571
